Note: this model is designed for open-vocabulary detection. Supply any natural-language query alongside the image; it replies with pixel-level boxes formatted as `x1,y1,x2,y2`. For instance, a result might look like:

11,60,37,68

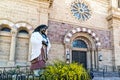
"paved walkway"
93,77,120,80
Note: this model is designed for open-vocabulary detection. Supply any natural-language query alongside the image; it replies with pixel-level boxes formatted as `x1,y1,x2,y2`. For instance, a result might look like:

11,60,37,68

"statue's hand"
42,41,48,46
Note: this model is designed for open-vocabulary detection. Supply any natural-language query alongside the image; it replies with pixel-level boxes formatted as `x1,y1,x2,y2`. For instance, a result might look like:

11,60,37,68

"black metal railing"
0,66,34,80
89,65,120,78
0,66,92,80
0,65,120,80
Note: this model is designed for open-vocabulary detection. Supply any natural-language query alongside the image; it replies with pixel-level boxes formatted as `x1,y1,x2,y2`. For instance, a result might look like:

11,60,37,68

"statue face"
40,28,46,34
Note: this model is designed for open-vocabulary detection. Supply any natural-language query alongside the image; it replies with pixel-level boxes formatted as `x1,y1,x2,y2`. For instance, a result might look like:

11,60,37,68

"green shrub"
43,61,91,80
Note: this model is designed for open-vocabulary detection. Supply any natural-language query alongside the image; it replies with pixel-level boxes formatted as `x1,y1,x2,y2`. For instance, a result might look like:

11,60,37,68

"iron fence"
1,65,120,80
0,66,92,80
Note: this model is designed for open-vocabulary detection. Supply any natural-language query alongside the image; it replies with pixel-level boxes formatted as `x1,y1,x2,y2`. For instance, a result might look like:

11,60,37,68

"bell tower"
107,0,120,70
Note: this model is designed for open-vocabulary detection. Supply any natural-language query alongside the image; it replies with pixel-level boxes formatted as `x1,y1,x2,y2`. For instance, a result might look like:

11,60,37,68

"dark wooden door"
72,50,87,68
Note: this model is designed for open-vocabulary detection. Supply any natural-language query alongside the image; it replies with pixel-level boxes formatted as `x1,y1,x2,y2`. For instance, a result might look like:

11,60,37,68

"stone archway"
72,39,88,68
64,27,101,69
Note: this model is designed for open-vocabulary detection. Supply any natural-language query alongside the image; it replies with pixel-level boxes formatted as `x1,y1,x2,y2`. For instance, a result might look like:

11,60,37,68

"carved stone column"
8,30,17,66
91,48,95,69
27,31,32,65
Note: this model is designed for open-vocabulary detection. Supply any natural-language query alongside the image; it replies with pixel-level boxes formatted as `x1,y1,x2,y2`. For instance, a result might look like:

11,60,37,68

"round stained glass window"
71,1,91,21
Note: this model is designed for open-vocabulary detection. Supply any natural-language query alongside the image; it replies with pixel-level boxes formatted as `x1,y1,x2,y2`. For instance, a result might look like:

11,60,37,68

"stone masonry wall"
48,20,113,66
49,0,109,29
0,0,40,27
48,20,111,49
0,0,114,68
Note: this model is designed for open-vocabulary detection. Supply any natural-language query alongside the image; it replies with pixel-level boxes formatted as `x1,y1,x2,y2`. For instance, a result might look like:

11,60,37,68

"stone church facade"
0,0,120,71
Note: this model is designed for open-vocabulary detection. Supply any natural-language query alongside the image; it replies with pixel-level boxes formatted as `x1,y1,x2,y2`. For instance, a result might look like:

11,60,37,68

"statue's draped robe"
30,32,51,70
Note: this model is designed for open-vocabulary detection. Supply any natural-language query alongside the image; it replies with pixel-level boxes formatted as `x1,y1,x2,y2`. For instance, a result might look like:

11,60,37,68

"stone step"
93,72,120,77
93,77,120,80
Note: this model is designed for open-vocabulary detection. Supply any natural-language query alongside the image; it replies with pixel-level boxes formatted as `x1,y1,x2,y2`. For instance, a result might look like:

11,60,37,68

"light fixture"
99,55,102,61
66,51,70,64
66,51,70,59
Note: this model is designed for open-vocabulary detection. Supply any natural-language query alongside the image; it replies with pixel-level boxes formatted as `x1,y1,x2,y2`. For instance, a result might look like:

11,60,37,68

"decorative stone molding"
64,27,101,47
32,0,53,13
0,19,33,34
107,0,120,28
107,13,120,21
39,1,50,8
0,20,14,27
15,22,33,34
15,23,33,30
37,0,53,7
49,20,111,49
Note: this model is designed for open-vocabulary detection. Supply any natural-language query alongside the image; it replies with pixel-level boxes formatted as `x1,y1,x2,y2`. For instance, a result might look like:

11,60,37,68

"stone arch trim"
15,22,33,31
0,19,14,28
64,27,101,47
0,20,33,33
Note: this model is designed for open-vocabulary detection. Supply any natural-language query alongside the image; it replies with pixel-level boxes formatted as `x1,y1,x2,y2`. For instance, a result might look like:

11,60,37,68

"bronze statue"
30,24,51,76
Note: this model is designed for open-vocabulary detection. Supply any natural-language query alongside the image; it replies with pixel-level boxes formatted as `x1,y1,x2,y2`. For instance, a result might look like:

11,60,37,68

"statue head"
33,24,48,34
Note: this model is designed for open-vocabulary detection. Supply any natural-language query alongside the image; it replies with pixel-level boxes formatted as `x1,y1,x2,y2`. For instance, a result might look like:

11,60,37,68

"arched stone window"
1,27,11,32
0,24,11,65
16,28,29,65
72,39,87,48
18,30,28,34
0,24,11,32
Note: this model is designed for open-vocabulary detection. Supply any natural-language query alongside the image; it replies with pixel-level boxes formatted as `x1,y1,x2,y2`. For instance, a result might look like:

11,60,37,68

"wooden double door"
72,50,87,68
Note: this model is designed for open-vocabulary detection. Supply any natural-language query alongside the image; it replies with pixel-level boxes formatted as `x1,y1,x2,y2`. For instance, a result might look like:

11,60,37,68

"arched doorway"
64,27,101,70
72,39,87,68
69,34,95,69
